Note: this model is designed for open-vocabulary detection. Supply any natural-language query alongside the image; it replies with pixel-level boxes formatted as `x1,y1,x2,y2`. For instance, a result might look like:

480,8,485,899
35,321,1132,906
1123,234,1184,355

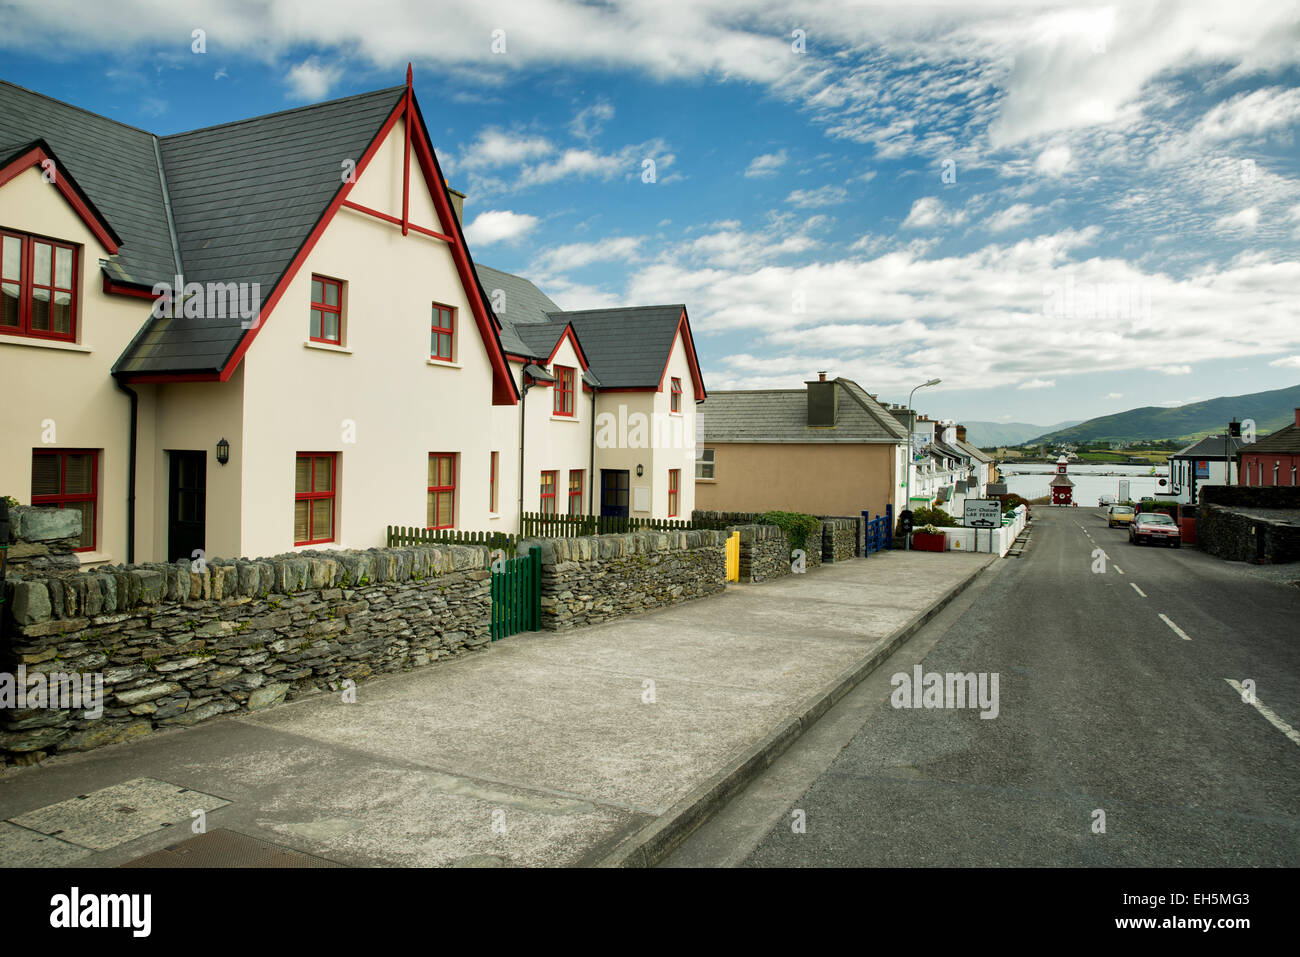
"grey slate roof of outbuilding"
1242,423,1300,455
1171,435,1246,460
699,378,907,444
546,305,686,390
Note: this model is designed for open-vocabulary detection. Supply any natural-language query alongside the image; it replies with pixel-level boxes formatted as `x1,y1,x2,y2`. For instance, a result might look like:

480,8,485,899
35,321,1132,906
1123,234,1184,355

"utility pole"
903,378,941,551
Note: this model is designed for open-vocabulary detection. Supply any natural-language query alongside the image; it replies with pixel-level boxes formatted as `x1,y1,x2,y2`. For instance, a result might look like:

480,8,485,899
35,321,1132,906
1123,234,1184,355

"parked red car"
1129,512,1181,547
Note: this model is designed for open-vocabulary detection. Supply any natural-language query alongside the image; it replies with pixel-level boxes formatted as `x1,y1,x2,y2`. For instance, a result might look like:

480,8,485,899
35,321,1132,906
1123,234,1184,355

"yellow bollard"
725,531,740,582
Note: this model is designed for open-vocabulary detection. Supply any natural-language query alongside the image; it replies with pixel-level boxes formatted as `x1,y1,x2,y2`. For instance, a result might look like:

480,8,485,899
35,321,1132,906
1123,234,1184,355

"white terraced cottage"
0,69,706,567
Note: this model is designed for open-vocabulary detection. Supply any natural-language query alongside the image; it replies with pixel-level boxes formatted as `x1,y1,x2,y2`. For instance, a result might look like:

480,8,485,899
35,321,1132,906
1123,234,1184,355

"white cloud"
456,129,554,171
1268,355,1300,369
570,101,615,140
1033,146,1072,177
1147,365,1192,375
1018,378,1056,390
1192,87,1300,143
530,237,643,274
1106,392,1124,399
285,58,341,99
786,185,849,208
984,203,1044,233
744,150,788,178
463,209,539,246
1214,206,1261,233
902,196,968,230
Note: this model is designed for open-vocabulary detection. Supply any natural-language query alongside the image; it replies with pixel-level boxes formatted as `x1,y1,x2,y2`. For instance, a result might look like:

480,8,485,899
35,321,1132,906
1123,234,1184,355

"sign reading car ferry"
963,499,1002,528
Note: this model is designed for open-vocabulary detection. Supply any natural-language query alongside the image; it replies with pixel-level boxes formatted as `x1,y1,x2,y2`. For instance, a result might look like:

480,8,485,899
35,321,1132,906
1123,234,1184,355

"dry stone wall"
1,544,491,764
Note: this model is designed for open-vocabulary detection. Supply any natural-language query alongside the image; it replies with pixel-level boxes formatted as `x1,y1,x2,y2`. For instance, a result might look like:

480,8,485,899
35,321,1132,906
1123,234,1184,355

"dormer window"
1,230,78,342
554,365,575,415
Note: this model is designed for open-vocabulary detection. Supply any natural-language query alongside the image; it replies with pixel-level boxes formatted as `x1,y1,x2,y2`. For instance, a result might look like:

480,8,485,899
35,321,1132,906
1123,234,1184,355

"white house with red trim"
0,70,705,567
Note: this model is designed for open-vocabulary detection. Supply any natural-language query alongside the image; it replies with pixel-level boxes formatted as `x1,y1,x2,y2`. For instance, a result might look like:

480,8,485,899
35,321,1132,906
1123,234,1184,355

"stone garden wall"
728,522,824,582
1,544,491,764
2,504,83,575
1196,504,1300,564
821,518,859,563
526,530,727,630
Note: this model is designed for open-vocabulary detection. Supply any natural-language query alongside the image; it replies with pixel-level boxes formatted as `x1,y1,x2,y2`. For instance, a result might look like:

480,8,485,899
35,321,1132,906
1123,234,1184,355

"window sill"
488,513,501,521
549,414,581,423
1,336,91,354
304,341,351,355
76,551,112,566
427,359,463,369
695,478,717,484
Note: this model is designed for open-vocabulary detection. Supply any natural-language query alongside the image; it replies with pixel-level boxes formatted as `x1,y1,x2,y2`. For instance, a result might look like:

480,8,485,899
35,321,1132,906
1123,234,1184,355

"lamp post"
903,378,941,551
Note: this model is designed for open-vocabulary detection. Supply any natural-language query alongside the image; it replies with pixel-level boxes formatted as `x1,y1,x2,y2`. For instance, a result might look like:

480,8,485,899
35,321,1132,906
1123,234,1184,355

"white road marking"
1225,680,1300,747
1131,583,1147,597
1159,613,1191,641
1113,565,1124,574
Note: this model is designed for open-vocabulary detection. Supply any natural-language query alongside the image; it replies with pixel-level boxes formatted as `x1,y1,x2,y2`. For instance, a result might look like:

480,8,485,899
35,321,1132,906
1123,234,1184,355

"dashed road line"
1113,565,1124,574
1225,679,1300,747
1159,613,1192,641
1131,583,1147,598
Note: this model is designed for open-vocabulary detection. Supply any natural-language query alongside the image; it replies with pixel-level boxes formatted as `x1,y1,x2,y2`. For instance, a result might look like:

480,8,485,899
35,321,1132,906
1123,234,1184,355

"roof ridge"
550,304,683,316
0,78,158,137
161,85,406,140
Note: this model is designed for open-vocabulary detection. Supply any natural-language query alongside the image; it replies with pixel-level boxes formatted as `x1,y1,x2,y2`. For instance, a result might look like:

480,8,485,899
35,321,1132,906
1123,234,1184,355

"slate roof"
512,322,567,361
547,305,686,390
1171,435,1246,460
955,438,992,463
473,263,562,357
699,378,907,444
0,80,177,286
931,439,970,462
1240,424,1300,455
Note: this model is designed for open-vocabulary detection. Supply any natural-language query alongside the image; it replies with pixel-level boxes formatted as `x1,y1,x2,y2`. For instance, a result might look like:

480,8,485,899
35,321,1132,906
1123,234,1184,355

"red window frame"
1,229,78,342
540,470,558,515
294,452,336,546
554,365,575,416
489,451,499,513
31,449,97,551
310,275,343,345
568,470,584,516
671,377,682,413
431,303,455,361
428,452,456,529
668,468,680,518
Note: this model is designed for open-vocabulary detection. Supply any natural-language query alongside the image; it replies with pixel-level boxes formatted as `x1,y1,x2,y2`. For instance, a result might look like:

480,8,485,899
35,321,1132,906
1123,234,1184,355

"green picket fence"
519,511,695,538
491,546,540,641
386,525,518,552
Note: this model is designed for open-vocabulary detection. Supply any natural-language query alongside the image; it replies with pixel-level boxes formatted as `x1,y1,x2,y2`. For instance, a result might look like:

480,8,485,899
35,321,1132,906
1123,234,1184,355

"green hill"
1029,383,1300,445
963,420,1080,446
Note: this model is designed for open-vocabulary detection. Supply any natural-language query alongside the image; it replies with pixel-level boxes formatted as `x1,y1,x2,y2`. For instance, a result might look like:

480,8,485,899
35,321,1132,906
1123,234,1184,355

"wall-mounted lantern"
636,464,644,477
216,437,230,466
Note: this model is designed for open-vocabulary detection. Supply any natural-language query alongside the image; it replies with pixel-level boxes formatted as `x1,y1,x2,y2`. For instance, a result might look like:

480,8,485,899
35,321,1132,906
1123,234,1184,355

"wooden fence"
519,512,696,538
386,526,519,553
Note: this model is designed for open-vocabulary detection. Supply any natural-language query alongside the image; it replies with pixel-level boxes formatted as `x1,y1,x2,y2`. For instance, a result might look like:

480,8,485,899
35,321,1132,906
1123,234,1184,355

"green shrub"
756,510,821,554
910,505,960,528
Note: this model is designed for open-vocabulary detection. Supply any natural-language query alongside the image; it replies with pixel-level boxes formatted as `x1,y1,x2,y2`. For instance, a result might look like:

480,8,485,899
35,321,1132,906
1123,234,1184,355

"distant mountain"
963,420,1081,447
1028,384,1300,445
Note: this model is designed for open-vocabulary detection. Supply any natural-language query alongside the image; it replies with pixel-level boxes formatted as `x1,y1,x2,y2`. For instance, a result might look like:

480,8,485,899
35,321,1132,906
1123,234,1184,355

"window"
431,303,455,361
540,471,557,515
428,453,456,529
489,451,499,513
568,470,584,516
668,469,680,517
294,453,336,545
671,377,682,413
31,450,97,551
554,365,575,416
696,447,715,480
2,230,78,341
310,275,343,344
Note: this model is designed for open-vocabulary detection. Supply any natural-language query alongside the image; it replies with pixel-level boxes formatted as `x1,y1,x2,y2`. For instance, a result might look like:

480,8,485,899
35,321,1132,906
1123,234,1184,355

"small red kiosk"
1049,454,1075,506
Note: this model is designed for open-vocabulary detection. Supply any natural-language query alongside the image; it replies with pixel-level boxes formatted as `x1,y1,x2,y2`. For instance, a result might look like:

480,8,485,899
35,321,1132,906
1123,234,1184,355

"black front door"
168,451,206,563
600,469,630,518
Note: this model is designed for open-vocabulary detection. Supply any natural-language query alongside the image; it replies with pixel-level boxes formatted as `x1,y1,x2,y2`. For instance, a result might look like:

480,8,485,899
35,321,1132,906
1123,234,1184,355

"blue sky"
4,0,1299,427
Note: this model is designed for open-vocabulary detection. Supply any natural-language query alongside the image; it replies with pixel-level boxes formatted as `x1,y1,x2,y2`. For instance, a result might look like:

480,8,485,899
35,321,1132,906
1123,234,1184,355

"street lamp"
903,378,941,551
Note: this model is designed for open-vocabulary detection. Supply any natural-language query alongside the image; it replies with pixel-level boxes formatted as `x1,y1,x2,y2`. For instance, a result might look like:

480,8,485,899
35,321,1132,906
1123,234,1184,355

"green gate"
490,546,540,641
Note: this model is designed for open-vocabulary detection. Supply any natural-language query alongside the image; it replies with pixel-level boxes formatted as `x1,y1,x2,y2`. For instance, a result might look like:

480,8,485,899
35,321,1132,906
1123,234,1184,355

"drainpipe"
113,377,138,564
589,384,596,516
517,374,528,534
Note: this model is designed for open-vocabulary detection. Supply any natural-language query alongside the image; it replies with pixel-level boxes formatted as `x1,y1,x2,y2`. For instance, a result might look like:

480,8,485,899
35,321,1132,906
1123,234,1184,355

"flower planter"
912,531,947,552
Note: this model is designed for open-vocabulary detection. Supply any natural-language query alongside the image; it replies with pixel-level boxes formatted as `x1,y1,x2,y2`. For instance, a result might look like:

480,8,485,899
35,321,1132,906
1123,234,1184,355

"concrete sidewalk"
0,550,993,868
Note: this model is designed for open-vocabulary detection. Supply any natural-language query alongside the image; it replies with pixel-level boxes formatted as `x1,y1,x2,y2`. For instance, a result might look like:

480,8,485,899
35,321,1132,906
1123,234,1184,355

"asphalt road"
663,507,1300,867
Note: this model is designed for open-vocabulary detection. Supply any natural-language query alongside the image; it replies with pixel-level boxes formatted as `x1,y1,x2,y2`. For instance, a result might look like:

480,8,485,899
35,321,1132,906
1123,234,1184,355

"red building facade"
1238,409,1300,486
1050,455,1075,505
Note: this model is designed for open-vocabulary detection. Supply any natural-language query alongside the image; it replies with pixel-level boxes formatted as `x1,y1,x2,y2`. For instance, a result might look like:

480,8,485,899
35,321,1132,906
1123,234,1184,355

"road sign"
963,499,1001,528
1118,479,1130,501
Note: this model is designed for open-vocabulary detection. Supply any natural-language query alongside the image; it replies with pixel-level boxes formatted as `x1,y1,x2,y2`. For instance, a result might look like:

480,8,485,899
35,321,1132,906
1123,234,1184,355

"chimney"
956,425,967,443
806,376,837,427
447,184,466,228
